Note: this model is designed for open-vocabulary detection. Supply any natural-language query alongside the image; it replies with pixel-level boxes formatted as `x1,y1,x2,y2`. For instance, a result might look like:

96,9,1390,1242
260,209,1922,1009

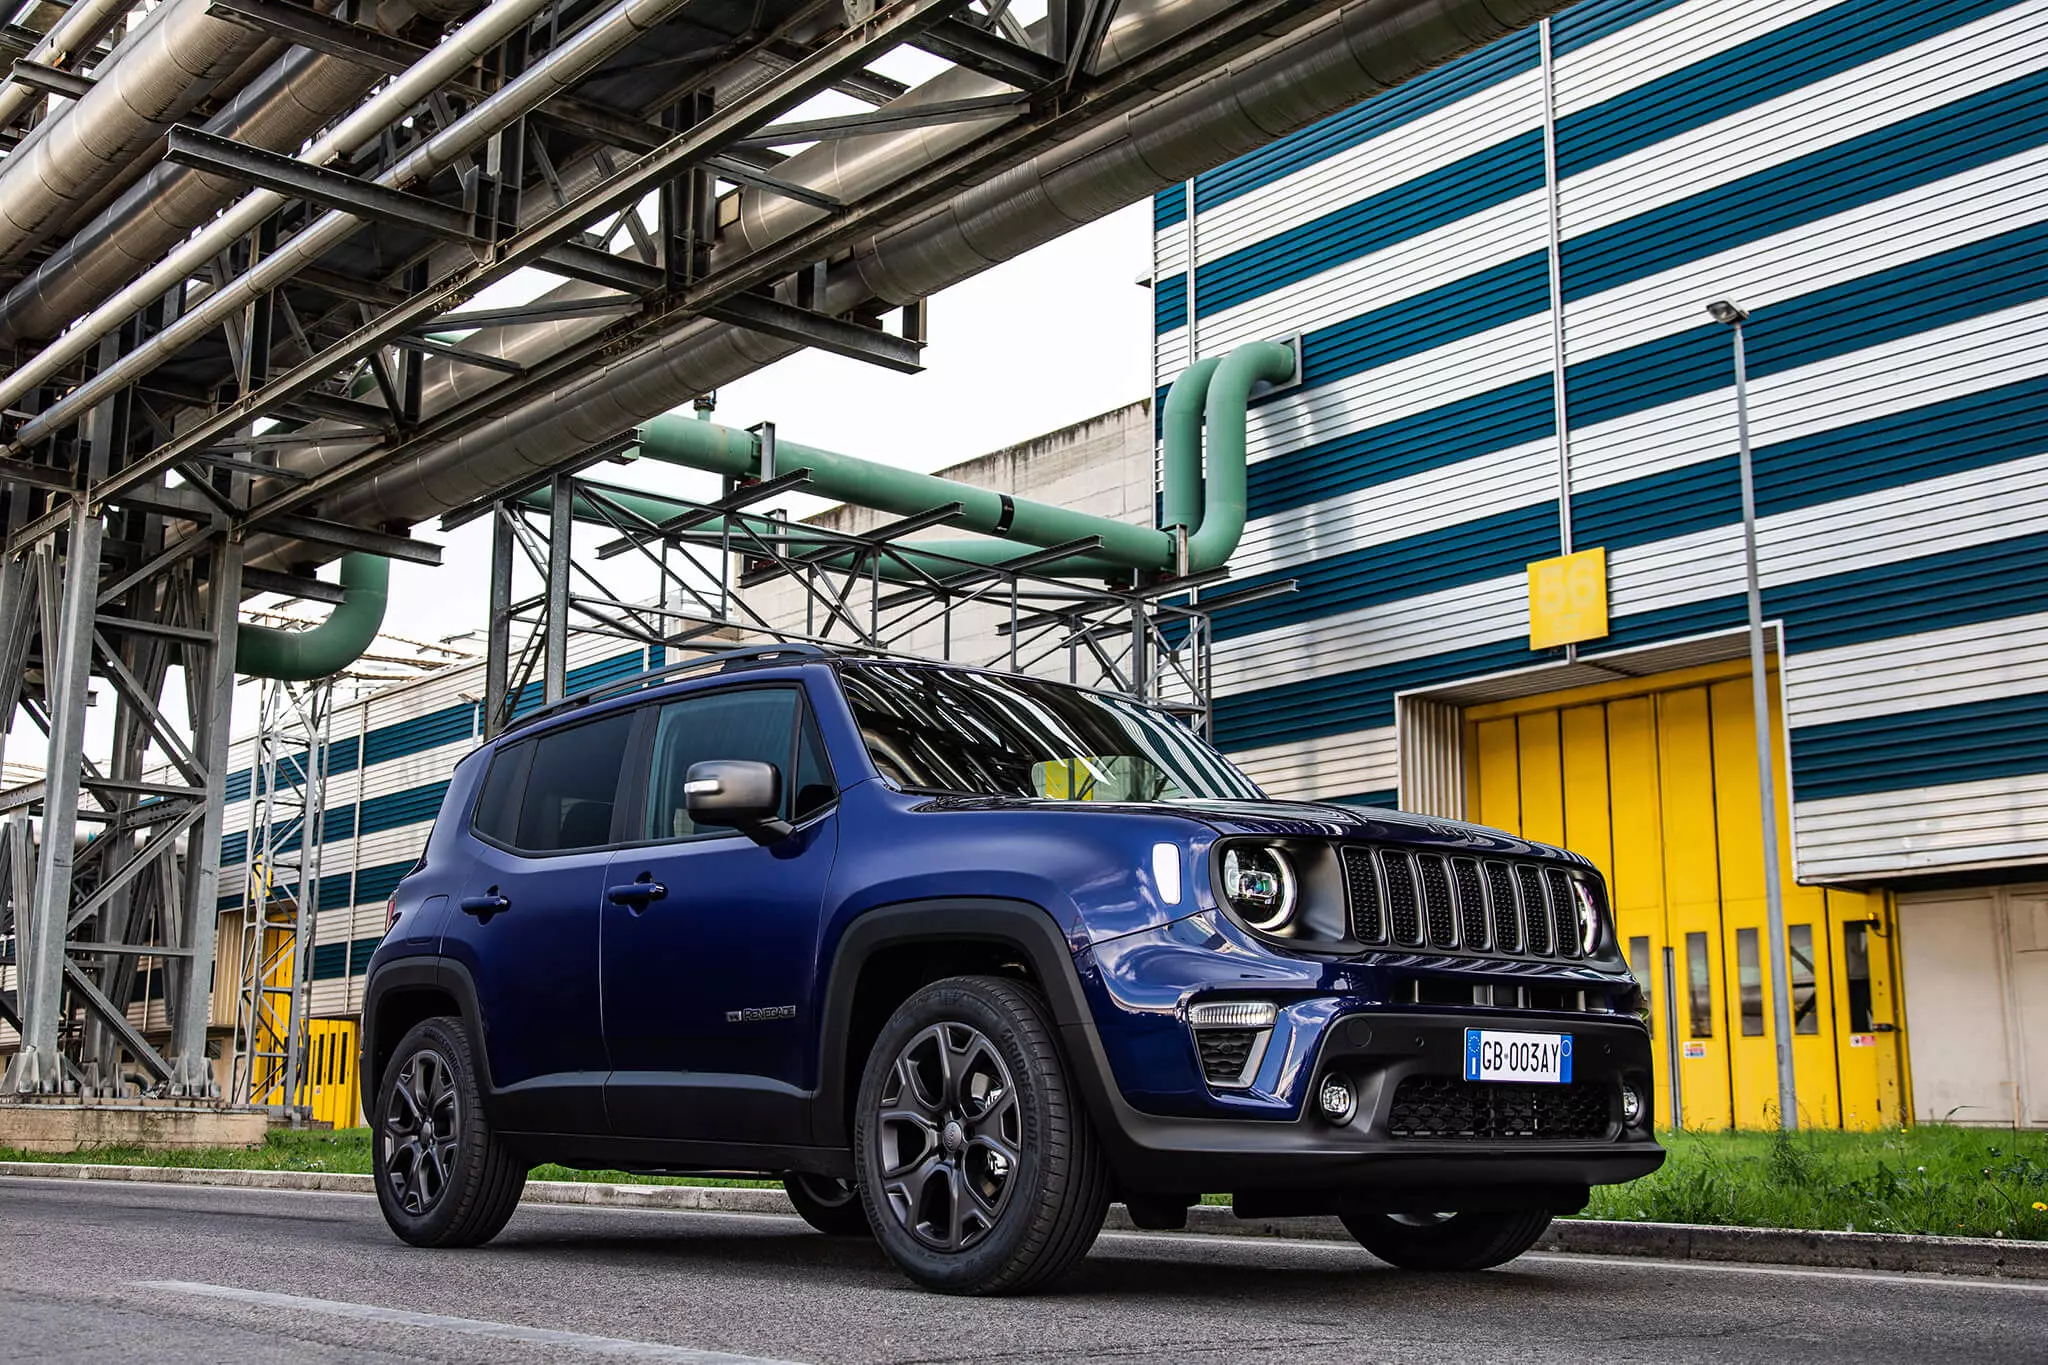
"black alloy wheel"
875,1020,1022,1253
384,1045,459,1215
783,1172,873,1236
372,1016,527,1248
1340,1208,1554,1271
855,975,1110,1295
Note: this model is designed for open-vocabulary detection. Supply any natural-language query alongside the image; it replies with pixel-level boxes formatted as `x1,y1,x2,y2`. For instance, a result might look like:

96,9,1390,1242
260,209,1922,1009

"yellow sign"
1527,546,1609,650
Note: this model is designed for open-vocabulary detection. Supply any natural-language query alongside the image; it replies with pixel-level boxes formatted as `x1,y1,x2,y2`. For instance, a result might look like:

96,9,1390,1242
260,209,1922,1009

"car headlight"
1572,877,1606,956
1221,845,1296,931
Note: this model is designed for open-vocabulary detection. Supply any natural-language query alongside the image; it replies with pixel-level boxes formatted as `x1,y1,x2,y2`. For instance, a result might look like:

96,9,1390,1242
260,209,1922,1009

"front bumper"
1062,1007,1664,1206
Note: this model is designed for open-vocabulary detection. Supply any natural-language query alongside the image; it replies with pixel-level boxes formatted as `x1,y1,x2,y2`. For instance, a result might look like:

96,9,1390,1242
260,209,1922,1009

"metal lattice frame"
0,504,243,1097
230,675,332,1116
469,458,1299,739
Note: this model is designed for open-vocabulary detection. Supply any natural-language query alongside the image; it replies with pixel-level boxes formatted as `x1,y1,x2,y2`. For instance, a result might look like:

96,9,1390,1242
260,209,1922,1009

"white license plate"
1463,1029,1573,1084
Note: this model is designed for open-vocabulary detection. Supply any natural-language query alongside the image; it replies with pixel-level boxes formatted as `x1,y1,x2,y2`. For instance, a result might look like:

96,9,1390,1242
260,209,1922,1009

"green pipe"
514,486,1127,579
634,415,1179,571
1159,355,1220,533
234,553,389,681
1186,340,1297,573
527,339,1288,583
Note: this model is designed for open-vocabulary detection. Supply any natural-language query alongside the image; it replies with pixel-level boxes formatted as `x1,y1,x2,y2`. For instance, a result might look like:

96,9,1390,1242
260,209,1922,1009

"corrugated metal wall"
1154,0,2048,880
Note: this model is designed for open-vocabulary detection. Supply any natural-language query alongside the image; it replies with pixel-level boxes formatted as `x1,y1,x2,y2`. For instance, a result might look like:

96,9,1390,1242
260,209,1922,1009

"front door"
601,684,839,1145
443,706,635,1135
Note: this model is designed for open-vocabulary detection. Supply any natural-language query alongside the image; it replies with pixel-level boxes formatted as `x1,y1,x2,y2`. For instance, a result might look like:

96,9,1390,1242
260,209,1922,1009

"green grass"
1580,1125,2048,1240
0,1126,772,1187
9,1124,2048,1239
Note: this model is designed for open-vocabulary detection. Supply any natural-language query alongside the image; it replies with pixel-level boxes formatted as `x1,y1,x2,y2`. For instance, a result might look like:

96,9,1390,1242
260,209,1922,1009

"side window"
512,710,634,852
793,706,835,820
472,741,531,845
647,688,802,840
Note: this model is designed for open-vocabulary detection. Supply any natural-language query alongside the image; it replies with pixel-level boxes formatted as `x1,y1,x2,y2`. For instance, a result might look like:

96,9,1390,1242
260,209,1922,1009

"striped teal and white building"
1153,0,2048,1127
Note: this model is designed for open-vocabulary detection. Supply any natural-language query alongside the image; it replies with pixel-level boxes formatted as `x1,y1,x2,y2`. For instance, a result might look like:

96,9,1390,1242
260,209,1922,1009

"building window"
1628,935,1653,1036
1843,921,1876,1033
1686,931,1713,1038
1788,923,1818,1035
1737,928,1765,1036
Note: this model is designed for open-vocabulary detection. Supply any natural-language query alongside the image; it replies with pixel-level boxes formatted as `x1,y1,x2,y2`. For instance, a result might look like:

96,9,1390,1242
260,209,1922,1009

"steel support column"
5,505,102,1094
485,502,514,737
544,473,572,703
169,537,243,1095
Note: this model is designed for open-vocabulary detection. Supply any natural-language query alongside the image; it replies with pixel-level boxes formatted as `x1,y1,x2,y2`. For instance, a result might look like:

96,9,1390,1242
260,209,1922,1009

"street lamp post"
1707,298,1799,1131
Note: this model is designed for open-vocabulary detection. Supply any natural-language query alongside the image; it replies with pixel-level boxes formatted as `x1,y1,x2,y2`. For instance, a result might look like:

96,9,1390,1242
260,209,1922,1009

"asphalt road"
3,1178,2045,1364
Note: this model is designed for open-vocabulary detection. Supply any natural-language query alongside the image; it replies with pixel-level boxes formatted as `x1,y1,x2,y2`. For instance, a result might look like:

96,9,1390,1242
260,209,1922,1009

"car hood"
909,792,1581,863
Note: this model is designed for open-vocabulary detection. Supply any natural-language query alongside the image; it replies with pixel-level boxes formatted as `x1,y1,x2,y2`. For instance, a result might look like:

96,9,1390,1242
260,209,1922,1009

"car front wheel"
854,975,1109,1294
1340,1209,1553,1270
372,1015,527,1247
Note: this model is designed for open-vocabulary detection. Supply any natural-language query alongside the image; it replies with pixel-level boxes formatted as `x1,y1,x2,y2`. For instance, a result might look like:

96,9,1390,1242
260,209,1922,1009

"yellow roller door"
1461,661,1903,1130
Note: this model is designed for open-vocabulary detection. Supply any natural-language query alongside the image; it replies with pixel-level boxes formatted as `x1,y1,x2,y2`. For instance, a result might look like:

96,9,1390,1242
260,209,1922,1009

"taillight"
386,895,400,932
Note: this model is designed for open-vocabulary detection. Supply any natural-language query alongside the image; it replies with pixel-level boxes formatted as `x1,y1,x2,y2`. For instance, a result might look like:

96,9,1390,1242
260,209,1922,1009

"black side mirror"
685,760,791,844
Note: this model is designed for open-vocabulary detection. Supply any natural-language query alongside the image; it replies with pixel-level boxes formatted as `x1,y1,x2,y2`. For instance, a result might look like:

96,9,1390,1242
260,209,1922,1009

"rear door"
601,683,839,1145
443,706,635,1135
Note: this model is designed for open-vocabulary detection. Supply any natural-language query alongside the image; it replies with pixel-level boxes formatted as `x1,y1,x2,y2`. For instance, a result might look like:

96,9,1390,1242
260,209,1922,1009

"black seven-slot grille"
1387,1075,1613,1139
1338,846,1597,962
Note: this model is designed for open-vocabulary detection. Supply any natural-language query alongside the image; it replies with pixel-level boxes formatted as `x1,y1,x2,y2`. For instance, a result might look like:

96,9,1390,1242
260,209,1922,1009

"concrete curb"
6,1161,2045,1280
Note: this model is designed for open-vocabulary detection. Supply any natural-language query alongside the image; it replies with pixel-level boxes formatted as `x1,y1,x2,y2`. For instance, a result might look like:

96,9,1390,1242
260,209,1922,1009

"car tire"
372,1015,527,1248
783,1173,872,1236
1340,1209,1553,1271
854,975,1110,1295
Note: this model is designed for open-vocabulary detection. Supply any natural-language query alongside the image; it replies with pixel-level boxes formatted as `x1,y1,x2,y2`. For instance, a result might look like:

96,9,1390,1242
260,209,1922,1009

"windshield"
837,662,1264,802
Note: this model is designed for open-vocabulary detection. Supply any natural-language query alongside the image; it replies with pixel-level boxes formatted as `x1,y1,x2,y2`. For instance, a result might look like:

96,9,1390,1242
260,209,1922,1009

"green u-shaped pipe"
531,338,1295,582
235,552,389,680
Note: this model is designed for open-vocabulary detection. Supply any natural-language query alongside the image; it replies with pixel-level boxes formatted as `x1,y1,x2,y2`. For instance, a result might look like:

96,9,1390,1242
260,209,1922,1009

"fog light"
1317,1074,1357,1125
1621,1083,1644,1126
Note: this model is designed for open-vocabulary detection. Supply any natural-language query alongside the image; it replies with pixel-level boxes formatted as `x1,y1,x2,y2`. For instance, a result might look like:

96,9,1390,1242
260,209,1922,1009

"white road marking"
133,1281,810,1363
1098,1230,2048,1293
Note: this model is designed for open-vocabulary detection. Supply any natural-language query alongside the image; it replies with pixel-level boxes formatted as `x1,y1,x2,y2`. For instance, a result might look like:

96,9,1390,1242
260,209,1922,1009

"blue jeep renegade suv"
361,643,1663,1293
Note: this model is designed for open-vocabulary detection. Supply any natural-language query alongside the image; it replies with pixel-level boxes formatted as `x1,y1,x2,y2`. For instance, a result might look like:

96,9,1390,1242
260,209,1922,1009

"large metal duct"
0,0,476,347
6,0,699,444
312,0,1566,535
0,0,571,421
0,0,273,266
718,0,1240,264
0,0,136,138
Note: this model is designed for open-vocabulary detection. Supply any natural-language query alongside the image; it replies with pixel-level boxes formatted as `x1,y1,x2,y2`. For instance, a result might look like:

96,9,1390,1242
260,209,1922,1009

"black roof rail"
498,642,835,737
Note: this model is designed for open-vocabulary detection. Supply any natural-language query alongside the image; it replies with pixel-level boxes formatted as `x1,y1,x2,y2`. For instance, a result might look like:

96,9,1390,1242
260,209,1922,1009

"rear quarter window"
473,709,635,853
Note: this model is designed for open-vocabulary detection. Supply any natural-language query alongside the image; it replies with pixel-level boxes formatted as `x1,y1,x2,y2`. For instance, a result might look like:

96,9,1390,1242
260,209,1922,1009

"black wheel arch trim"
812,897,1096,1149
359,957,484,1119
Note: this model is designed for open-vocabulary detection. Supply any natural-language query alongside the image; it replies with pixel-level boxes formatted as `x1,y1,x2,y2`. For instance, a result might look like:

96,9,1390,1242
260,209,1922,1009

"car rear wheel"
854,975,1109,1294
372,1015,527,1247
1340,1209,1553,1271
783,1173,872,1236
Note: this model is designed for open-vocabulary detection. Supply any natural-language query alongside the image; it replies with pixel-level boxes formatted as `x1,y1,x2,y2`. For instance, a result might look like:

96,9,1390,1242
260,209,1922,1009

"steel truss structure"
468,454,1297,738
0,0,1558,1095
230,674,332,1115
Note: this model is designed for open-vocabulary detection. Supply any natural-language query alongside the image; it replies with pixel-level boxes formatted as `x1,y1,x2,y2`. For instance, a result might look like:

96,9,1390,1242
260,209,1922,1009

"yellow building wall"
1462,660,1905,1130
